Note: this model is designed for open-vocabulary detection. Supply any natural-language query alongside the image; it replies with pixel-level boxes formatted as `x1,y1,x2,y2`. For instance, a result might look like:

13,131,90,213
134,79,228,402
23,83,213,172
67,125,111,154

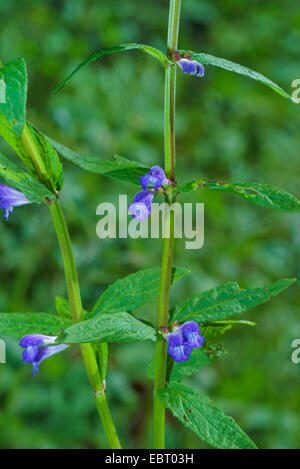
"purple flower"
0,185,31,220
165,329,194,363
140,166,168,190
128,189,154,221
166,321,204,363
177,58,205,77
20,334,68,376
181,321,205,348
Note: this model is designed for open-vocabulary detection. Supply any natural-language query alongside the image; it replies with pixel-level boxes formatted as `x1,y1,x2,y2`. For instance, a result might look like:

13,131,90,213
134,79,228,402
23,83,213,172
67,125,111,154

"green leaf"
55,43,172,93
92,342,108,382
29,125,64,191
178,179,300,212
0,78,6,103
89,267,190,319
0,313,71,338
158,383,257,449
173,278,295,324
0,150,55,203
0,115,36,172
57,312,156,344
45,135,149,185
55,297,72,320
0,58,27,136
179,50,292,100
169,344,227,383
201,320,256,345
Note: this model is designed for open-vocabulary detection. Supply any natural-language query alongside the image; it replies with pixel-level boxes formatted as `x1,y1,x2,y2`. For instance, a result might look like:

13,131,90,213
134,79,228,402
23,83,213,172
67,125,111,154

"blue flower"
165,329,194,363
0,184,31,220
166,321,204,363
181,321,205,348
140,166,168,190
128,189,154,221
177,58,204,77
20,334,69,376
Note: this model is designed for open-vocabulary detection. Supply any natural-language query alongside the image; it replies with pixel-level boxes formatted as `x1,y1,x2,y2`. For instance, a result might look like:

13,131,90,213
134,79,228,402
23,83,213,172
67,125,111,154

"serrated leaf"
158,383,256,449
0,58,27,136
0,150,55,203
29,125,63,191
173,278,295,324
179,50,292,100
89,267,190,319
178,179,300,212
45,135,149,185
0,313,71,338
169,344,227,383
57,312,156,344
55,43,172,93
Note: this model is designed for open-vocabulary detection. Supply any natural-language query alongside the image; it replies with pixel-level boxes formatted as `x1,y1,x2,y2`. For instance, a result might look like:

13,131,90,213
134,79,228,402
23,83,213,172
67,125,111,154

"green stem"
21,121,121,448
153,0,181,449
49,200,121,449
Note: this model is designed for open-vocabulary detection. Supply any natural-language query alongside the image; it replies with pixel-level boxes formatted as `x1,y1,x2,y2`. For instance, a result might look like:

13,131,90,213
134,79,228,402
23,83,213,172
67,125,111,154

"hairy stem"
153,0,181,449
49,200,121,449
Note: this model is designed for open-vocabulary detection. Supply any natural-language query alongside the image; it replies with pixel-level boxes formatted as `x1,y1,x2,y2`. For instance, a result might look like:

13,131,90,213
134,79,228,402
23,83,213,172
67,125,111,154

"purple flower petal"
177,58,197,75
140,166,168,190
0,185,31,220
192,60,205,77
19,334,57,348
165,329,193,363
177,58,205,78
19,333,68,376
181,321,205,348
128,190,154,221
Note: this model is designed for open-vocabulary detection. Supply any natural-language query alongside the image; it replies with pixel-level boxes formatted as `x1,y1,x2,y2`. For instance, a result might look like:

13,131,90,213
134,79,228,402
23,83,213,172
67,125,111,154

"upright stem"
21,124,121,448
153,0,181,449
49,200,121,449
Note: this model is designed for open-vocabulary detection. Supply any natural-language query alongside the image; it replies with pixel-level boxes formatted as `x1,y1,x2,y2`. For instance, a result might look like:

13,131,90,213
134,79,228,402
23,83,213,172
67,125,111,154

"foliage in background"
0,0,300,448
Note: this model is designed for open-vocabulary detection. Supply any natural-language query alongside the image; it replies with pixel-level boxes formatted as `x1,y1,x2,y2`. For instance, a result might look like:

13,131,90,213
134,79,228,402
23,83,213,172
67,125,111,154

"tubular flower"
177,58,205,77
165,321,204,363
181,321,205,348
128,189,154,221
140,166,168,190
20,334,69,376
165,328,194,363
0,185,31,220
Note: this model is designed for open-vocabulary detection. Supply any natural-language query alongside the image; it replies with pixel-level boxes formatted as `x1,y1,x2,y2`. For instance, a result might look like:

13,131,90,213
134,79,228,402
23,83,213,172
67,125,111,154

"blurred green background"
0,0,300,449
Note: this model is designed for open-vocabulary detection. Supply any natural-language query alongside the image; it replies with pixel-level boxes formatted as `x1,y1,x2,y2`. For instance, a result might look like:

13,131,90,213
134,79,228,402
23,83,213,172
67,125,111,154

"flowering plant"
0,0,298,450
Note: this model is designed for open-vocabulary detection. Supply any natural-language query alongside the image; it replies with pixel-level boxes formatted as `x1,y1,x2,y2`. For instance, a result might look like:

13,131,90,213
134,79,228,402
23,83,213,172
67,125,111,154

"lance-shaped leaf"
0,115,36,173
57,312,156,344
179,50,292,101
45,135,149,185
178,179,300,212
0,58,27,136
89,267,189,319
28,125,64,191
173,278,295,324
0,313,71,338
0,150,55,203
169,344,227,383
201,319,256,343
158,383,257,449
55,43,172,93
